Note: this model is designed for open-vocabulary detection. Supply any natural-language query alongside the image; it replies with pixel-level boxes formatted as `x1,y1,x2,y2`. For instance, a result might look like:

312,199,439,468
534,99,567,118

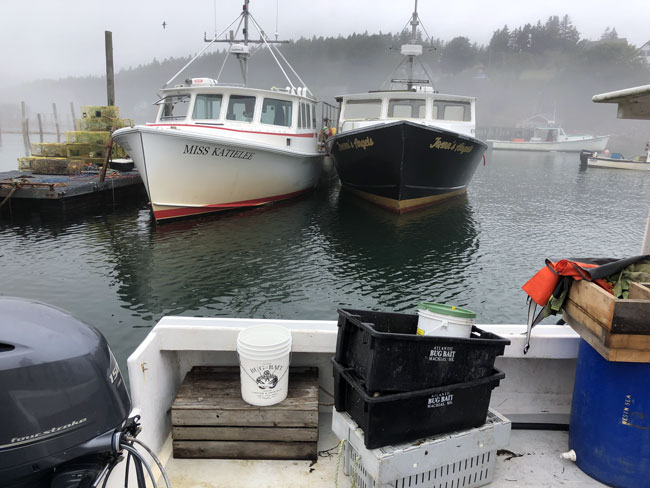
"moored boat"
587,153,650,171
113,1,322,222
489,127,609,152
327,3,486,213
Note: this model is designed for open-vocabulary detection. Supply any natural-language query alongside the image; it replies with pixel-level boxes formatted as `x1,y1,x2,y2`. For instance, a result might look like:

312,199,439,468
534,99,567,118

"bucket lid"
418,302,476,319
238,325,292,348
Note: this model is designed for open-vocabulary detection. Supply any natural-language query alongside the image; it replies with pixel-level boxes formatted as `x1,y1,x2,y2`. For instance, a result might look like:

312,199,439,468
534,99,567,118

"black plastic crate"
333,358,505,449
336,308,510,392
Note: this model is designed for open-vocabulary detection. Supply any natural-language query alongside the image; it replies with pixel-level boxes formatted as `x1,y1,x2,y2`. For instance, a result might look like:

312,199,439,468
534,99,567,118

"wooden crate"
563,280,650,362
171,366,318,460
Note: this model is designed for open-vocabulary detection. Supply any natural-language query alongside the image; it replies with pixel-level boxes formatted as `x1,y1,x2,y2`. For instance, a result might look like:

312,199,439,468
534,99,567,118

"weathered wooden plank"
172,366,318,410
171,407,318,428
629,283,650,300
172,388,317,409
564,301,650,349
612,300,650,334
173,440,317,460
171,366,319,429
563,300,608,343
568,280,616,327
565,310,650,363
567,280,650,334
172,426,317,442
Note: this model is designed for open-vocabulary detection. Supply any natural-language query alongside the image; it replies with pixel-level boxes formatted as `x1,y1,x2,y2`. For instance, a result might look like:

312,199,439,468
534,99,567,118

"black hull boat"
328,121,487,212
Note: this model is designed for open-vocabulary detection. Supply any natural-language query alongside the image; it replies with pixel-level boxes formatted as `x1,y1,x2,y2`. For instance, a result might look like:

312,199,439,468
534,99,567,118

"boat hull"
587,156,650,171
328,121,486,212
489,135,609,152
113,126,322,221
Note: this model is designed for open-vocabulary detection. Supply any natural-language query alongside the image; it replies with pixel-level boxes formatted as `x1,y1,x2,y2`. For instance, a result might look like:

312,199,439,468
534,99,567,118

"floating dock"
0,169,145,215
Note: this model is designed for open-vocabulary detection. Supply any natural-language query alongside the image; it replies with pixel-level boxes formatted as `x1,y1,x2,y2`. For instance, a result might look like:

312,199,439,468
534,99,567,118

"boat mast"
408,0,418,90
241,0,250,84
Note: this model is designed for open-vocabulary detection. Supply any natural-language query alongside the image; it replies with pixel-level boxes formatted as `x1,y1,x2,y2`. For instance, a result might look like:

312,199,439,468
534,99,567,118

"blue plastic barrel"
569,339,650,487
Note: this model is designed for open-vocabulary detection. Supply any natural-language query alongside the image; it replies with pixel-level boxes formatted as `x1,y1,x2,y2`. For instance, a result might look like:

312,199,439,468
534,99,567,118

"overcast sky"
2,0,649,85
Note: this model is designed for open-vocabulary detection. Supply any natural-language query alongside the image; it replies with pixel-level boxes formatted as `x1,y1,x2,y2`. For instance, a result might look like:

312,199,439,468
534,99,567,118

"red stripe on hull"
153,187,313,221
146,123,317,138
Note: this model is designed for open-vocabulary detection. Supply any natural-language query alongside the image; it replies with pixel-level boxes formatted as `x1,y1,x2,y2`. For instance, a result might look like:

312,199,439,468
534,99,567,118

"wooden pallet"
563,281,650,362
171,366,319,460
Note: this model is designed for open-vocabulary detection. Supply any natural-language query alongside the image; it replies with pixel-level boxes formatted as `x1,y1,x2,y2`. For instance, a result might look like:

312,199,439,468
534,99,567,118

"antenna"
410,0,418,43
275,0,279,41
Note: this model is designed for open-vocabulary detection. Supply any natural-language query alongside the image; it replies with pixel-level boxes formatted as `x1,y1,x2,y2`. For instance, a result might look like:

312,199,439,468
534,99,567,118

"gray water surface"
1,134,648,374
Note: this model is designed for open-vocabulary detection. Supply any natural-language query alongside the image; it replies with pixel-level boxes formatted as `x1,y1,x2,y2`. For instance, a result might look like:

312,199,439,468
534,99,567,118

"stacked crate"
17,106,131,174
332,308,511,488
171,366,319,460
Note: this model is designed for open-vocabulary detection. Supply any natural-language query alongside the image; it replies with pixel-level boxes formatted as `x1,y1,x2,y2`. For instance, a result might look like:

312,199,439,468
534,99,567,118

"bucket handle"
237,351,292,386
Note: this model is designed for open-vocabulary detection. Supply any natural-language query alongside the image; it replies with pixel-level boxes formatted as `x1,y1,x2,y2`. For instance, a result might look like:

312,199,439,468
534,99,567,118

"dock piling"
105,31,115,106
21,101,29,156
37,114,44,143
53,103,61,143
70,102,76,131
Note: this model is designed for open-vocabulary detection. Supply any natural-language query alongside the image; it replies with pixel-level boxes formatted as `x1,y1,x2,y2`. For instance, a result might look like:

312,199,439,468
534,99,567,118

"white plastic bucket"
237,325,292,406
416,302,475,338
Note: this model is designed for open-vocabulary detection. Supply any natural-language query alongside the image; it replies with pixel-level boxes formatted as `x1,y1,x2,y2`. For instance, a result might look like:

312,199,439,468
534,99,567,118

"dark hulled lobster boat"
327,3,487,212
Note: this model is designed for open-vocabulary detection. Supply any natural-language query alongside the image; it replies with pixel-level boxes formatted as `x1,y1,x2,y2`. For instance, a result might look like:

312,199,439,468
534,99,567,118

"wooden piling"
70,102,76,130
105,31,115,106
37,113,44,143
52,103,61,143
21,102,29,156
22,119,31,156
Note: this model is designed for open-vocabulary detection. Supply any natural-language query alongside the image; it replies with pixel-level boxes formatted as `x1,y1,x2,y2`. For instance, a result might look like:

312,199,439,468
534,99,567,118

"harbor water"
1,133,649,375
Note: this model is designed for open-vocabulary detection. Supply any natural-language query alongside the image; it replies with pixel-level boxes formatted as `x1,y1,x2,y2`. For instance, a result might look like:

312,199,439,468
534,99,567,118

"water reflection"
315,187,479,311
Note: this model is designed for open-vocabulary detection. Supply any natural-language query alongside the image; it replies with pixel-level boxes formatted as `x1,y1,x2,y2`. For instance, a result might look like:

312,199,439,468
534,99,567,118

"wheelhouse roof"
335,91,475,103
160,84,317,102
592,84,650,120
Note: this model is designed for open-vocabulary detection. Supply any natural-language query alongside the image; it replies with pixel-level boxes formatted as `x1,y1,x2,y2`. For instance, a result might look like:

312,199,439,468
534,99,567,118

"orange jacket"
522,259,613,306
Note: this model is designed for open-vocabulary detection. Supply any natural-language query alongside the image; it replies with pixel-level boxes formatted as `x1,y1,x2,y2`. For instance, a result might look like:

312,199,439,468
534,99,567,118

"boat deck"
157,412,604,487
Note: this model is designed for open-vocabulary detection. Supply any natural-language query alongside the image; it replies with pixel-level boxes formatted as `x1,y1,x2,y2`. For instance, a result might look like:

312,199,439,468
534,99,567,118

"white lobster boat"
113,2,322,222
488,127,609,153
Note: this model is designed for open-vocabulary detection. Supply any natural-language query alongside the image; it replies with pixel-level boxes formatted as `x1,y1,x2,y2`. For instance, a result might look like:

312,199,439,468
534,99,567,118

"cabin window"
343,99,382,120
301,103,308,129
298,103,303,128
226,95,256,122
158,95,191,121
260,98,293,127
312,104,317,129
192,94,223,120
388,99,426,119
433,101,471,121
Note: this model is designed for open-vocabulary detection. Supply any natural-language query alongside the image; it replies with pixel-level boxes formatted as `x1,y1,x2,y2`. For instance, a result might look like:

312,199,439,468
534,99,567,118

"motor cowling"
0,297,131,487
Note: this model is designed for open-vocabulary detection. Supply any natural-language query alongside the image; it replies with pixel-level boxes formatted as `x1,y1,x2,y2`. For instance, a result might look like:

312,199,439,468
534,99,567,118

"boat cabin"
152,78,318,134
335,90,477,137
531,127,567,143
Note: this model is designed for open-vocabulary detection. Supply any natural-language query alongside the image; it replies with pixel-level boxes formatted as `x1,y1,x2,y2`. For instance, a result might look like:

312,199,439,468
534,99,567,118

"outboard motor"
0,298,168,488
579,149,593,165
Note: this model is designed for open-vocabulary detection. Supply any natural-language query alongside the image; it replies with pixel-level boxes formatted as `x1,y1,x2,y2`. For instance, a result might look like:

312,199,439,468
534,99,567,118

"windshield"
343,99,382,119
261,98,293,127
388,99,426,118
192,94,223,120
226,95,256,123
432,101,471,121
157,95,191,121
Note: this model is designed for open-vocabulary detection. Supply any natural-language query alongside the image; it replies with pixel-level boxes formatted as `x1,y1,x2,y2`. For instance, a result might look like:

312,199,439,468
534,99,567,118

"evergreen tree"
601,27,619,40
